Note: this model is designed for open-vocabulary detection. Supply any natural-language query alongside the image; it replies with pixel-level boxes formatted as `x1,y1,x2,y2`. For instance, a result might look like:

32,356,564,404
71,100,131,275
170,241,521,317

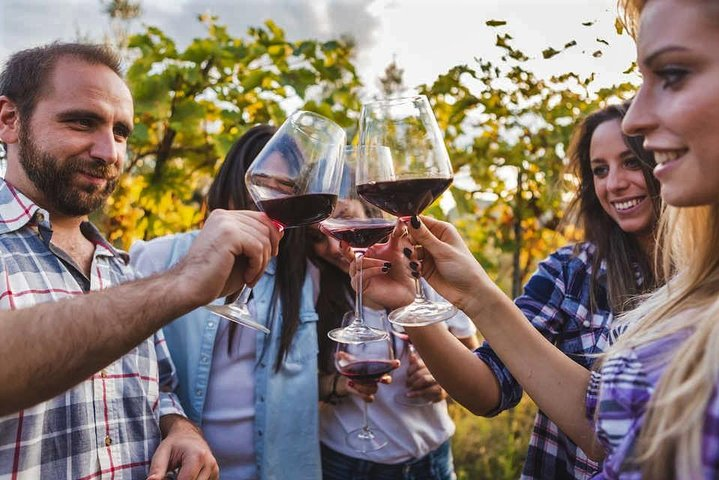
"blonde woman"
352,0,719,478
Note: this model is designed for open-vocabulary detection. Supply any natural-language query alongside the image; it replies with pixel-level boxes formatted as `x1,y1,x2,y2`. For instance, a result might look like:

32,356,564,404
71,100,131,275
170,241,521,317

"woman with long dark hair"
131,125,321,480
309,224,478,479
357,101,663,479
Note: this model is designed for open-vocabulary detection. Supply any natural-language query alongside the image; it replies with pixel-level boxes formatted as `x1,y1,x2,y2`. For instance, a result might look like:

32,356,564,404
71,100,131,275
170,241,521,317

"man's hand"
148,415,219,480
172,210,282,309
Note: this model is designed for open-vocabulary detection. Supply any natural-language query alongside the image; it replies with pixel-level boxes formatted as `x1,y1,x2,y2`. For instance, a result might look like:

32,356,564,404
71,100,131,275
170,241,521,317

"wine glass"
206,111,346,333
334,310,397,452
357,94,457,327
390,323,433,407
324,146,395,344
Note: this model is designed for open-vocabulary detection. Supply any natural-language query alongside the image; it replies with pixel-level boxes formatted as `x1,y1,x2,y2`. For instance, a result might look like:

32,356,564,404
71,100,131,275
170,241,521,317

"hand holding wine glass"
334,311,398,452
205,111,345,333
358,94,457,327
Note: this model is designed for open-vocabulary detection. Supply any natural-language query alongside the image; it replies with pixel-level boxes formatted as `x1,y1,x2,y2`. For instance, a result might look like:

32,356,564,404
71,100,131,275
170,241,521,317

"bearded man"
0,43,281,479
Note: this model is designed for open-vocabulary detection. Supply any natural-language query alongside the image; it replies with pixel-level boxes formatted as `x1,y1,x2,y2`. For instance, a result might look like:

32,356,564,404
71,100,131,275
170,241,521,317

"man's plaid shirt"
0,179,185,479
476,243,613,480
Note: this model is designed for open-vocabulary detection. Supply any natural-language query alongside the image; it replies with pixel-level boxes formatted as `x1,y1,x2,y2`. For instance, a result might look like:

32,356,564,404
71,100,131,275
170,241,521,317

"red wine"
259,193,337,228
337,360,396,382
322,218,395,249
357,178,452,217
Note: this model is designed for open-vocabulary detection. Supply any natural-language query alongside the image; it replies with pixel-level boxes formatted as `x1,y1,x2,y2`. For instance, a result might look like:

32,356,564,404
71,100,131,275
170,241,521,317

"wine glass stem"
414,277,425,301
354,250,365,325
233,284,252,306
361,397,371,434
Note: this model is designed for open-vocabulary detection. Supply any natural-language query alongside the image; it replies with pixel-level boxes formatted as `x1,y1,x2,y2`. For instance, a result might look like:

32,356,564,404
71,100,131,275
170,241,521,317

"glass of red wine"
390,323,433,407
323,146,396,344
206,111,345,333
335,310,397,452
357,94,457,327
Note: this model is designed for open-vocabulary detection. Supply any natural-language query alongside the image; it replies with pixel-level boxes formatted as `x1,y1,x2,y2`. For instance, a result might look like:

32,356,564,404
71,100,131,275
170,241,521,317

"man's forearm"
0,269,198,415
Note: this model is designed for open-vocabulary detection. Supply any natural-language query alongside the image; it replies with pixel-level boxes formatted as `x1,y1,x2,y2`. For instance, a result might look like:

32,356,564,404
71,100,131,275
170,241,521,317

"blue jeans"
320,440,456,480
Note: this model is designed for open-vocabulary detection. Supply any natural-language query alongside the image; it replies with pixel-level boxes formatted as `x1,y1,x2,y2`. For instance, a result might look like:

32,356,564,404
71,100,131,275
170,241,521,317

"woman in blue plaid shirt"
358,102,662,479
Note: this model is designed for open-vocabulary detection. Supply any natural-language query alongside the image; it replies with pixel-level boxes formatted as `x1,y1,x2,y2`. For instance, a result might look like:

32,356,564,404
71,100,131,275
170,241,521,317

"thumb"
146,441,171,480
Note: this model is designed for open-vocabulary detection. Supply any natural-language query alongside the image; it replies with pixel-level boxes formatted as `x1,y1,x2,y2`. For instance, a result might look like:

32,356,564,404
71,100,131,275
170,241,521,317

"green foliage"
418,27,635,295
104,16,362,247
450,397,537,479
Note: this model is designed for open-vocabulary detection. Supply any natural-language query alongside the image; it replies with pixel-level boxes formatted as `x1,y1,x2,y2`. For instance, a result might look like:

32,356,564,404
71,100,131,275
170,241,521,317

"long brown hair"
565,101,662,314
207,124,307,371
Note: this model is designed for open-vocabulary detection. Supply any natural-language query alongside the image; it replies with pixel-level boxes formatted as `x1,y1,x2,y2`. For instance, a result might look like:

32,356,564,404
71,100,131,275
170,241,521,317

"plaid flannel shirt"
587,327,719,479
475,243,611,480
0,180,185,479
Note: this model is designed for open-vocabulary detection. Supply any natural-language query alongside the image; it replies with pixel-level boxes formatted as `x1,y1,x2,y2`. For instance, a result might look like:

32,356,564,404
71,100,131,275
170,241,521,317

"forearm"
458,334,480,350
464,288,603,460
407,324,502,415
0,270,198,415
160,413,199,438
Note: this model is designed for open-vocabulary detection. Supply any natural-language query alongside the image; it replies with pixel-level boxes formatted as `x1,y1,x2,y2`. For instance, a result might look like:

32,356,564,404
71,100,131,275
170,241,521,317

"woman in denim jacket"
131,125,321,480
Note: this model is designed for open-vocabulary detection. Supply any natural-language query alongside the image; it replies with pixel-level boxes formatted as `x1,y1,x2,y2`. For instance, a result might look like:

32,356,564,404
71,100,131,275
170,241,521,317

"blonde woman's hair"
606,202,719,479
617,0,645,38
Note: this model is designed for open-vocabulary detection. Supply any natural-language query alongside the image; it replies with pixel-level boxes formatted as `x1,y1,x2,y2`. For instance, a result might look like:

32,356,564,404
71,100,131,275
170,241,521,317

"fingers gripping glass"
334,311,397,452
324,146,394,344
357,95,457,327
206,111,346,334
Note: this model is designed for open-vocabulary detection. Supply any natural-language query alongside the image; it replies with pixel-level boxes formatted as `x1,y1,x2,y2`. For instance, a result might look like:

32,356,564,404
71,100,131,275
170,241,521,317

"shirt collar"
0,178,127,262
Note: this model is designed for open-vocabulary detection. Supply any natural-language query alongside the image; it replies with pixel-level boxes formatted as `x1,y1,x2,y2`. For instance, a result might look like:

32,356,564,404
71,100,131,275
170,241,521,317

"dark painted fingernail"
403,248,412,259
409,261,419,271
411,271,421,279
410,216,421,229
383,262,392,268
381,266,389,273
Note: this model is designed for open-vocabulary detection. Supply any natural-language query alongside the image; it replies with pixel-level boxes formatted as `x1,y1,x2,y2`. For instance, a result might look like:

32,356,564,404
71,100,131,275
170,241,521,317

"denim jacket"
131,231,321,480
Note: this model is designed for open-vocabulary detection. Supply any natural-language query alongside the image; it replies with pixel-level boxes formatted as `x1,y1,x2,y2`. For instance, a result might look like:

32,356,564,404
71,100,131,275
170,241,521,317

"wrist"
462,281,508,322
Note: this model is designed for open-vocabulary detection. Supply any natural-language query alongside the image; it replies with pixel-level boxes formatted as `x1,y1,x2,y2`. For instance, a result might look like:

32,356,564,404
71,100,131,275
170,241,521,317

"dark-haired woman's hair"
309,249,354,374
566,100,662,313
207,124,307,371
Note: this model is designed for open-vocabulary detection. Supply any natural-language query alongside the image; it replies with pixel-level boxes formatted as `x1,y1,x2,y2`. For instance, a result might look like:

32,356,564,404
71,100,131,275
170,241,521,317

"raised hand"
347,225,415,311
172,209,283,308
399,215,500,319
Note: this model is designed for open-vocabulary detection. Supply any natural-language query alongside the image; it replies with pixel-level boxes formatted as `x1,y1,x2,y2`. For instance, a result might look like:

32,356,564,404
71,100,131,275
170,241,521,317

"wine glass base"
388,299,458,327
394,391,433,407
328,323,389,344
346,426,388,453
204,304,270,334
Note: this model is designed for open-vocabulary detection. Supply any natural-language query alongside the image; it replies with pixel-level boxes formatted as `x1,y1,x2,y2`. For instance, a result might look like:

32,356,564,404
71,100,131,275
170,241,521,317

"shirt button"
196,389,203,396
100,370,108,378
201,356,209,363
207,322,215,328
104,435,112,446
583,320,591,327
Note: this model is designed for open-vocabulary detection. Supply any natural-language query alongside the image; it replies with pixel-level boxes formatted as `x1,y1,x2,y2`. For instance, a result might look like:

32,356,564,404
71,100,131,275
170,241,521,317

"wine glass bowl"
357,95,457,327
246,111,346,230
205,111,345,333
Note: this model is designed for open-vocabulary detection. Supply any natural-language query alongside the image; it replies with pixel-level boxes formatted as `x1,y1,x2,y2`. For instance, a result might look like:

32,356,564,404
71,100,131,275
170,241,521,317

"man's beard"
17,129,120,217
